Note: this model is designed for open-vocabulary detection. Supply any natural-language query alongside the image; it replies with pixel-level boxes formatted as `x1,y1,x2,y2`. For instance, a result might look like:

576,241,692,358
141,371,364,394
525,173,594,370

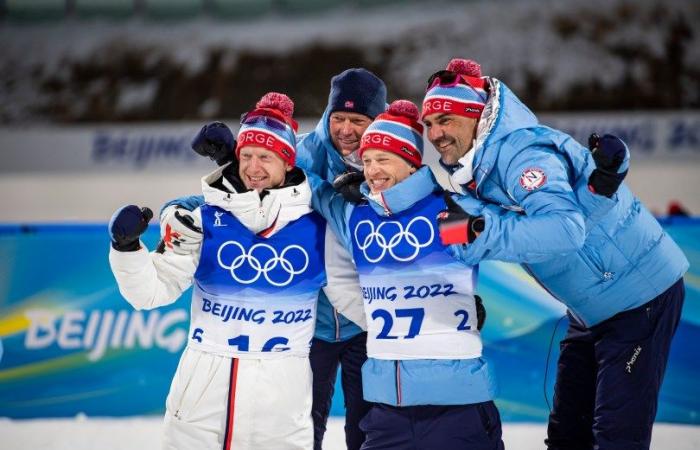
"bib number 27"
372,308,425,339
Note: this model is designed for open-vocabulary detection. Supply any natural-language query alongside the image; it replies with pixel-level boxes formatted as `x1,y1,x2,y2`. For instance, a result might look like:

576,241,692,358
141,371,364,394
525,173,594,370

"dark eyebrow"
424,113,450,125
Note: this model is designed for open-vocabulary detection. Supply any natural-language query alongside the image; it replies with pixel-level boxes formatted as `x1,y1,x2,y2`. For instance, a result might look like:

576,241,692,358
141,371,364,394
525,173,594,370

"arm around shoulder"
307,170,355,252
322,231,367,330
454,149,586,264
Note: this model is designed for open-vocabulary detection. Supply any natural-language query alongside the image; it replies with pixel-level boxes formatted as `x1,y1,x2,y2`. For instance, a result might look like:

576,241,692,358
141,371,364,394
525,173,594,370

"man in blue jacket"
309,99,504,450
296,68,385,450
161,68,386,450
425,58,688,450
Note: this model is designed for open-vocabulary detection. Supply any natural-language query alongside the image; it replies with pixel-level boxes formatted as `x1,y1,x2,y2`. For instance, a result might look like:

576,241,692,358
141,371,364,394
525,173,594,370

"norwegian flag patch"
519,168,547,191
344,100,355,108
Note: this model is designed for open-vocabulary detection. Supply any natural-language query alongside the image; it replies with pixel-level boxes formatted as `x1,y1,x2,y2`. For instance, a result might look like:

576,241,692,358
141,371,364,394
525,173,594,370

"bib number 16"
227,334,289,352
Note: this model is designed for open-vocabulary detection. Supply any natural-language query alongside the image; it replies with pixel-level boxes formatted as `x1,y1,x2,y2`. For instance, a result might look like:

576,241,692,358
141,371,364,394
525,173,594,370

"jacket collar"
313,105,355,176
360,166,441,216
450,77,539,195
201,163,313,236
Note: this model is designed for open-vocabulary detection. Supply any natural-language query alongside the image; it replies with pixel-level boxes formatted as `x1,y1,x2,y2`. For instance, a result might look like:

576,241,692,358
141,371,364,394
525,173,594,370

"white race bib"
361,267,482,360
188,285,316,358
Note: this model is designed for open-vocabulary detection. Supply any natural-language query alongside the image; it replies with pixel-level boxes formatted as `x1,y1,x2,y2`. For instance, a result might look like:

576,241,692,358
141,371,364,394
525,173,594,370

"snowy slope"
0,0,697,122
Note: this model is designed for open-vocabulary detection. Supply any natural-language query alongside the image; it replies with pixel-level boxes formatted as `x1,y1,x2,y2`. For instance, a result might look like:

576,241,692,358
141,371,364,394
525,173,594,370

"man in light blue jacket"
309,99,504,450
425,58,688,450
296,68,386,450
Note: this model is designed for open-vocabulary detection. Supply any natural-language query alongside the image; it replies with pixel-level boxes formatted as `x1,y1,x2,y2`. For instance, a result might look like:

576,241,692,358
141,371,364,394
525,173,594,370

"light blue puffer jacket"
308,167,496,406
450,78,688,327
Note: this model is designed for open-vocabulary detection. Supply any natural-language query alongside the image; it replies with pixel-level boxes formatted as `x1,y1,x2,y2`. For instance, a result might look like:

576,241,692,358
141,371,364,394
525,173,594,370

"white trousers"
162,347,313,450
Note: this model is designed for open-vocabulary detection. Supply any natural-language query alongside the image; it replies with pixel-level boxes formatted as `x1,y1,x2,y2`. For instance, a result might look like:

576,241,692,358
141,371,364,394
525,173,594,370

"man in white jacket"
108,92,363,450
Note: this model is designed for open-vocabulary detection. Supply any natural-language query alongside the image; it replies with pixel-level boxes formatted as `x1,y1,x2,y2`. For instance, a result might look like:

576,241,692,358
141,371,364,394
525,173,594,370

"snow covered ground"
1,416,699,450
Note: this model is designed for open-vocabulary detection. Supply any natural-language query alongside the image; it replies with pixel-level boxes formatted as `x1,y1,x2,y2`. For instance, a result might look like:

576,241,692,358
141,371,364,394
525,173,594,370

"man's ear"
286,163,293,172
409,165,417,174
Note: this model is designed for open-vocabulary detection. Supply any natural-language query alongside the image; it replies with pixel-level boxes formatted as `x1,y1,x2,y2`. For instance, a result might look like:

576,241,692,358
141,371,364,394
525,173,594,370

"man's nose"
428,126,444,142
248,157,261,170
340,120,353,135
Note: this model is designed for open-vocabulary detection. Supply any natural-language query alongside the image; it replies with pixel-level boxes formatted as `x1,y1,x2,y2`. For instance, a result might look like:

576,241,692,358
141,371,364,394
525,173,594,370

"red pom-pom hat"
359,99,424,167
236,92,298,166
422,58,488,120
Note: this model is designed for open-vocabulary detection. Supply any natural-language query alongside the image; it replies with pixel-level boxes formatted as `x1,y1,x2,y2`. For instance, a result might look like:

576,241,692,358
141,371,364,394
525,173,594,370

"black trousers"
360,402,504,450
546,278,686,450
311,332,371,450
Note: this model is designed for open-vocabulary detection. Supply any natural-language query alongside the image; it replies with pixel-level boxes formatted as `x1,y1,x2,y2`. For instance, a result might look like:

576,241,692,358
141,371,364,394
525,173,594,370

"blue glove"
192,121,236,166
109,205,153,251
588,133,629,198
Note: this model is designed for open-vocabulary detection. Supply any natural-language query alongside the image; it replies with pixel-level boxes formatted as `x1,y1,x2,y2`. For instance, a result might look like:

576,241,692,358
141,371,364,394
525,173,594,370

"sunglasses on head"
425,70,488,103
240,112,289,132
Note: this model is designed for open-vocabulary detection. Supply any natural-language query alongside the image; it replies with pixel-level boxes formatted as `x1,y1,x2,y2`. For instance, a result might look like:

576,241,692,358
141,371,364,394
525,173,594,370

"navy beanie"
328,68,387,119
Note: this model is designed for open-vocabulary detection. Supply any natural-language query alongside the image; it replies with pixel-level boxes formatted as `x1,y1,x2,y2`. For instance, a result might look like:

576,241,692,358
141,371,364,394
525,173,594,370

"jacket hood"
311,105,353,177
467,78,540,191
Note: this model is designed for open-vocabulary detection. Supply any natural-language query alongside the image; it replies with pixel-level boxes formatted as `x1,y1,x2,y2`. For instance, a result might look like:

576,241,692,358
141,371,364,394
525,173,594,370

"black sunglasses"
426,69,488,103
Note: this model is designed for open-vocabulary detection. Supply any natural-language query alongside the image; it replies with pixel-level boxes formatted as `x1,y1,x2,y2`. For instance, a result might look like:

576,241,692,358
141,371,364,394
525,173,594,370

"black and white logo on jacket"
354,217,434,263
217,241,309,287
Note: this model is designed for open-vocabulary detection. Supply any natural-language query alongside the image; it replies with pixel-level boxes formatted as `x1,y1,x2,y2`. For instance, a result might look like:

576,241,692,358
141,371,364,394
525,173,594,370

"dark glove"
192,121,236,166
587,133,629,198
332,171,366,203
475,294,486,331
109,205,153,251
437,192,485,245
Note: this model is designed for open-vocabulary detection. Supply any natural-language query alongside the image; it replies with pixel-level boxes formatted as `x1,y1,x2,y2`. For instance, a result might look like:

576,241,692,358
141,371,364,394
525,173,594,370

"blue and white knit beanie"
422,58,488,120
359,100,424,167
236,92,298,166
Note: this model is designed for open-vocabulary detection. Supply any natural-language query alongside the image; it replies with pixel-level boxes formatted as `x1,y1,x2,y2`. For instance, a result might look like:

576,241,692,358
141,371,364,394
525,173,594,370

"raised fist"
109,205,153,251
587,133,629,198
192,121,236,166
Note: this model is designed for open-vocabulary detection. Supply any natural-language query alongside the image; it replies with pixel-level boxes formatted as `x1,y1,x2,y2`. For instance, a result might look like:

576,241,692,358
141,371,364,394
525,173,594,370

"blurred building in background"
0,0,698,220
1,0,698,122
1,0,698,222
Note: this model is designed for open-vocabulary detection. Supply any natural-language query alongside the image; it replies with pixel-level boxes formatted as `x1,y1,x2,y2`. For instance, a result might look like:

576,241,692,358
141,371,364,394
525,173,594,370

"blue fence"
0,220,698,422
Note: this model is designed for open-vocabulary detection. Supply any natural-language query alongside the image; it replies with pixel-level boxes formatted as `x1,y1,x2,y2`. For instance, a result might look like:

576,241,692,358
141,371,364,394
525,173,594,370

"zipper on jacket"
379,192,392,216
333,308,340,341
395,360,402,406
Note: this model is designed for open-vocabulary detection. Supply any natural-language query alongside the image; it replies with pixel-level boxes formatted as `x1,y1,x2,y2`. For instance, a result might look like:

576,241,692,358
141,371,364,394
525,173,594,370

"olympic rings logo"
217,241,309,287
354,216,434,263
